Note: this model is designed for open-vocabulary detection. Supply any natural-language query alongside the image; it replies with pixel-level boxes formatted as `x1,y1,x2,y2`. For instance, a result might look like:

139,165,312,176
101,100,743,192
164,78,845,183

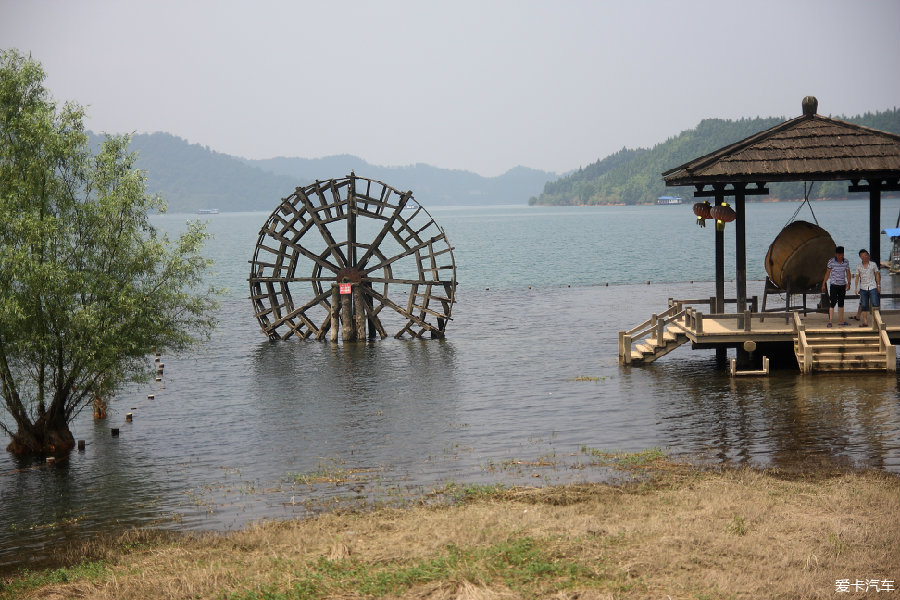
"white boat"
656,196,682,205
196,208,220,215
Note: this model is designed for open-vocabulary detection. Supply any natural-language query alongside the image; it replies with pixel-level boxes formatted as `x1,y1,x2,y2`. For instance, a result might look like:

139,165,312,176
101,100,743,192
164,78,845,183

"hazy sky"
2,0,899,177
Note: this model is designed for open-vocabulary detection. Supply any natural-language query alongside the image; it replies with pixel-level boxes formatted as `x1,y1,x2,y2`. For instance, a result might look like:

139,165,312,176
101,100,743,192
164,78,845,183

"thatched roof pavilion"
664,97,900,185
662,97,900,334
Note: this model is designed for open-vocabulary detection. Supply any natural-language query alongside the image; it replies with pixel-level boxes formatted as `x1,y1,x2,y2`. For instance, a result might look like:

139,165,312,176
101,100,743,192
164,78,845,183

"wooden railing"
681,306,794,334
792,311,812,373
666,296,758,313
618,303,686,364
872,309,897,372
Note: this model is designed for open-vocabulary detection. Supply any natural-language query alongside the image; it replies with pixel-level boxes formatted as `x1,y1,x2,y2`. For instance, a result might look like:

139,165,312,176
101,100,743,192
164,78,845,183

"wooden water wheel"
249,174,456,342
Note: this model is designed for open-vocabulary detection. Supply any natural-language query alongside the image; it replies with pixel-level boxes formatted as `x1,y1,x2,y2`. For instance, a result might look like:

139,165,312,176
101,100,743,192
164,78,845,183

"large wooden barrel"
764,220,836,290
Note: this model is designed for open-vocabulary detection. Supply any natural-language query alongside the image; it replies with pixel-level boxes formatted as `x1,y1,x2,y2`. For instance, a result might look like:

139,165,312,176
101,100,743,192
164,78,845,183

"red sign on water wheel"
339,283,352,295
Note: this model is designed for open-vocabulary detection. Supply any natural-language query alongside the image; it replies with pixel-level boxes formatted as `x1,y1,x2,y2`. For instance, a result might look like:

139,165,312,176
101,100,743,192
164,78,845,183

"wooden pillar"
869,180,881,267
733,185,751,367
364,283,377,339
734,184,747,313
714,194,725,314
341,289,354,341
330,285,339,343
714,189,727,367
353,285,366,340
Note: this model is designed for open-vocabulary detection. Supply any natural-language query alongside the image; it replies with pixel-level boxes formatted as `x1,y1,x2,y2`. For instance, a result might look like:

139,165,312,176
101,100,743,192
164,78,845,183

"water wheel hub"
335,267,362,284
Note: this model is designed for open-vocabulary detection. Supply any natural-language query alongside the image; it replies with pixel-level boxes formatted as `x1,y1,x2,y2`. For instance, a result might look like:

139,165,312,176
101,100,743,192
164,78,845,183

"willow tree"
0,50,217,455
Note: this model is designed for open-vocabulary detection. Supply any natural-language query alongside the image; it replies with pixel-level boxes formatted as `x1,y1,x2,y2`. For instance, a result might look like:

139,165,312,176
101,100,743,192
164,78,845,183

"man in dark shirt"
821,246,851,327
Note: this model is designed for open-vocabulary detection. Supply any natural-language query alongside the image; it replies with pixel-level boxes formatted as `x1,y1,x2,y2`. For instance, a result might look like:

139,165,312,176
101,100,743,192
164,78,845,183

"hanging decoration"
692,201,712,227
710,202,736,231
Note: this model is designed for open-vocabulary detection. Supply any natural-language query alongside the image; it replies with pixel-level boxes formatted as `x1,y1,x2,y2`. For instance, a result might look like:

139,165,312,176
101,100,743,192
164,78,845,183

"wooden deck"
619,298,900,373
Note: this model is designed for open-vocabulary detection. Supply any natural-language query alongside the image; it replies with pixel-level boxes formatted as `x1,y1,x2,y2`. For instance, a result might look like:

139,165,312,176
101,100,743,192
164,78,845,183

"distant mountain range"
90,106,900,213
88,132,557,213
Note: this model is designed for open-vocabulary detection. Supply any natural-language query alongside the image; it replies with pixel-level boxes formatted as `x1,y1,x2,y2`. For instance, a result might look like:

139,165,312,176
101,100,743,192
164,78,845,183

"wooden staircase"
630,327,689,363
619,303,690,364
793,310,897,373
795,327,888,372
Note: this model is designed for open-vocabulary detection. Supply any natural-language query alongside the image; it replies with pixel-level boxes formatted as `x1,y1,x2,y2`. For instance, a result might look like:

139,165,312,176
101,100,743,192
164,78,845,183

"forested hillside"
88,132,556,212
530,108,900,206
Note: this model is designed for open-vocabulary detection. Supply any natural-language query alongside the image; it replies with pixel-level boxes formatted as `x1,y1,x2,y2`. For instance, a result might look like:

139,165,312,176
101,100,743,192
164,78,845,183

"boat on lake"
656,196,682,205
196,208,220,215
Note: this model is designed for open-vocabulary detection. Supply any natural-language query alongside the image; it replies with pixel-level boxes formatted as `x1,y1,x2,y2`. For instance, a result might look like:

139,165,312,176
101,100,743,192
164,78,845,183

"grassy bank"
2,462,898,599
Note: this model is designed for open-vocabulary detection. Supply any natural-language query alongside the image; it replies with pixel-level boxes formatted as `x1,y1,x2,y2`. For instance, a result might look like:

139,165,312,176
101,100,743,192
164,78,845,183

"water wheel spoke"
296,187,348,268
265,288,332,331
357,289,388,338
363,276,452,286
364,286,437,333
356,191,412,269
250,276,335,284
361,233,447,276
314,313,333,340
262,228,342,275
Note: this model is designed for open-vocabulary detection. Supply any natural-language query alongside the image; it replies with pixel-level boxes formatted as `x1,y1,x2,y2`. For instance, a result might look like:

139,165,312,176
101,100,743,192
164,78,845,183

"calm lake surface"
2,200,900,571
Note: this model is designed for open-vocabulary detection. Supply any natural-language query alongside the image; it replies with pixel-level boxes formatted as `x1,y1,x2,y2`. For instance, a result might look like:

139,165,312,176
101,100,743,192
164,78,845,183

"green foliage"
439,481,506,504
0,49,218,453
580,446,667,469
226,536,600,599
0,561,107,599
533,109,900,205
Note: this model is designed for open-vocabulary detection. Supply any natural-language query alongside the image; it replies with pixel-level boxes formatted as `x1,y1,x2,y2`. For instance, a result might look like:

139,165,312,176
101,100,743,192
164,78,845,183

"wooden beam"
692,182,769,198
849,178,900,193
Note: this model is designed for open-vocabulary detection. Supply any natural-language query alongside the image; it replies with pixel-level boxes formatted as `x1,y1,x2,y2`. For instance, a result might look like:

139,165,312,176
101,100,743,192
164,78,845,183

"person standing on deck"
854,248,881,327
822,246,852,327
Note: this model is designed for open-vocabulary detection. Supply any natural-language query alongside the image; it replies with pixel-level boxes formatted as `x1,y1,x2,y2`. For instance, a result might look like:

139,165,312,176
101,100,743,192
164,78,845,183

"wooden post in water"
330,285,339,343
869,181,881,267
353,285,366,340
734,184,751,368
340,285,354,342
365,283,377,339
714,189,727,367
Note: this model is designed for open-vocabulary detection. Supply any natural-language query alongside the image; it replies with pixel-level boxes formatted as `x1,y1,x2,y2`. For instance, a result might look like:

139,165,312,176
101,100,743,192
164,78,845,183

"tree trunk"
6,412,75,456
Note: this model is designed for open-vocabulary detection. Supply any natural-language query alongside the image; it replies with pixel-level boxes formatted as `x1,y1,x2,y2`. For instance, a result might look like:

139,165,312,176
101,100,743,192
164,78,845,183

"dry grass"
2,464,898,599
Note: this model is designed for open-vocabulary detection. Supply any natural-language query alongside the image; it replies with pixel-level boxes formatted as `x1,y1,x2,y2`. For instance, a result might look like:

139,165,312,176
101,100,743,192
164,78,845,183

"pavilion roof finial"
802,96,818,117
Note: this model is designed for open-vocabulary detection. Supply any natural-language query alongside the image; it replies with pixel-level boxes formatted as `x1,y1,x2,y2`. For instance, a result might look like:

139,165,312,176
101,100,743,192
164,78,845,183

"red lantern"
709,204,736,223
692,201,711,227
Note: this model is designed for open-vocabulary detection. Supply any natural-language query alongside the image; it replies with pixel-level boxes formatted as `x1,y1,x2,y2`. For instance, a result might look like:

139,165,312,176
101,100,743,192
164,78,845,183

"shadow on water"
247,337,461,476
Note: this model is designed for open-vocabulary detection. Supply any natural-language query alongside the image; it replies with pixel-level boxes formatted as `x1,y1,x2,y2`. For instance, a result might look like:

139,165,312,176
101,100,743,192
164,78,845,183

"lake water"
2,199,900,572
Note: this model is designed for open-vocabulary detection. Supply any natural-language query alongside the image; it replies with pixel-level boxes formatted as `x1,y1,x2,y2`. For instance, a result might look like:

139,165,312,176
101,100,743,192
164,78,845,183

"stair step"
814,354,885,363
813,361,886,371
806,335,878,344
812,346,882,354
805,334,878,342
634,342,655,355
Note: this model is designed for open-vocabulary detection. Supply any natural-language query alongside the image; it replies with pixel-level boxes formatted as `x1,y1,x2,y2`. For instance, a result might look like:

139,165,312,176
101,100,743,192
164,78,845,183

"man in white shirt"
854,248,881,327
